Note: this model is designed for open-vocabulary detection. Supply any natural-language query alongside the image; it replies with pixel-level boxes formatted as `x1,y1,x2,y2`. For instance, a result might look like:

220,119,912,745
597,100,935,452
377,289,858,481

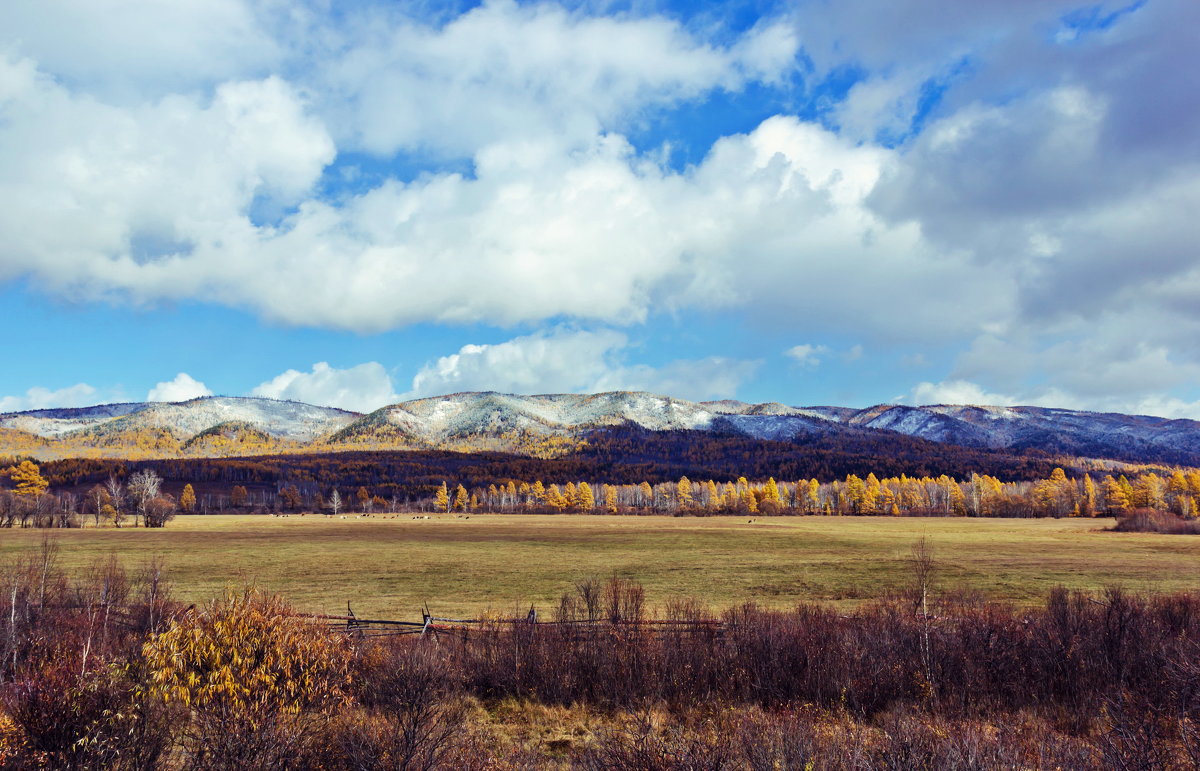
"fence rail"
303,604,729,640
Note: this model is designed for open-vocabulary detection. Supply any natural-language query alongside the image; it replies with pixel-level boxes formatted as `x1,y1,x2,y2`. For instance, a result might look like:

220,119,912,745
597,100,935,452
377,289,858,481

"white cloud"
251,362,398,413
910,379,1019,407
0,0,279,99
147,373,212,402
408,329,626,397
785,344,828,367
407,328,757,402
0,383,97,413
596,357,760,402
0,63,1001,339
908,376,1200,421
0,0,1198,419
319,1,797,157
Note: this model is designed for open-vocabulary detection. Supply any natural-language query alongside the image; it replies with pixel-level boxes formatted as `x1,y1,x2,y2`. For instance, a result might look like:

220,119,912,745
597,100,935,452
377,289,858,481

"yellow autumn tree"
638,481,653,507
761,477,781,505
546,484,568,510
864,473,881,513
1081,476,1097,517
453,484,469,512
576,481,595,510
435,482,450,512
806,479,821,513
604,484,618,513
706,480,721,509
677,476,693,509
9,460,48,496
1103,475,1130,514
844,474,867,514
180,483,197,513
143,589,347,723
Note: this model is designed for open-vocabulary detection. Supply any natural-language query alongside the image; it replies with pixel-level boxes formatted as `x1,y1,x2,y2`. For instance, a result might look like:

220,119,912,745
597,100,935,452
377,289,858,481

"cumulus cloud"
0,0,279,98
319,1,798,157
0,60,997,338
785,344,828,367
1,0,1198,418
908,377,1200,421
910,379,1019,407
596,357,760,402
251,362,399,413
0,383,98,413
407,328,757,402
147,373,212,402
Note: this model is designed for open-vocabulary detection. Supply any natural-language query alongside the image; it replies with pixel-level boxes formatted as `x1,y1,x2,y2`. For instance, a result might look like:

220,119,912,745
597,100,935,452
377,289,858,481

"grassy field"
2,514,1197,618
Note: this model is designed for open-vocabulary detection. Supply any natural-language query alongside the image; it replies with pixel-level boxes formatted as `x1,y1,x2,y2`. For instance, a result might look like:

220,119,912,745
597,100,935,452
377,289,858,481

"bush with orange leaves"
142,589,349,770
0,709,24,765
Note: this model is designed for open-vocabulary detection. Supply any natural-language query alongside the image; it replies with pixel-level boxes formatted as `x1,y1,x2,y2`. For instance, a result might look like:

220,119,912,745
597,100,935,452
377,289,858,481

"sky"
1,0,1199,417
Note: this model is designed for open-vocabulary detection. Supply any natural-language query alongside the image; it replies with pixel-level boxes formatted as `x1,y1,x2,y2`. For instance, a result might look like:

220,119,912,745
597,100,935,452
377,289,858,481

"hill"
2,391,1198,468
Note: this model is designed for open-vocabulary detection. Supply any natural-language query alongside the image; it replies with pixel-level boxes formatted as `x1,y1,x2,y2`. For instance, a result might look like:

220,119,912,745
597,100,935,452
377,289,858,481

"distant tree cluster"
0,461,175,528
431,468,1200,518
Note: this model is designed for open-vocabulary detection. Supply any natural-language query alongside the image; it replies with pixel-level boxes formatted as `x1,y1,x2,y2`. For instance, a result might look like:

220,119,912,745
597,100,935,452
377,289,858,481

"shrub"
1112,509,1200,534
143,589,349,769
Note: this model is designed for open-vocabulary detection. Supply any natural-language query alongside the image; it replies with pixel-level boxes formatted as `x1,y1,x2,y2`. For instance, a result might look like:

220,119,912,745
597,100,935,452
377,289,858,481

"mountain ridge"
1,391,1197,466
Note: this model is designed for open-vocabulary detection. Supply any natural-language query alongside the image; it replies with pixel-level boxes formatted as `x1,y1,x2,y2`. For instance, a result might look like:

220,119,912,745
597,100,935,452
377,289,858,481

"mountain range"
1,391,1198,467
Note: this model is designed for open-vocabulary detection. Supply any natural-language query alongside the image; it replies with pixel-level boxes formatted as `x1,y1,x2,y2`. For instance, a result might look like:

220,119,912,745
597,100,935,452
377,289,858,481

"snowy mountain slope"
0,402,147,437
338,391,777,443
4,391,1200,465
1,397,359,442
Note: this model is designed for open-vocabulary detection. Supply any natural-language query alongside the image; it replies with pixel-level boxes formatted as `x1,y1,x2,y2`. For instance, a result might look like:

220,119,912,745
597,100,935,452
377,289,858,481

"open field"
2,514,1198,617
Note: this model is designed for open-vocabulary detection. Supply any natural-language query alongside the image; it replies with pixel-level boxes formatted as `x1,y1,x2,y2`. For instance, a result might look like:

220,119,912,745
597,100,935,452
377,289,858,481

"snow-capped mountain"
2,391,1199,465
0,397,359,444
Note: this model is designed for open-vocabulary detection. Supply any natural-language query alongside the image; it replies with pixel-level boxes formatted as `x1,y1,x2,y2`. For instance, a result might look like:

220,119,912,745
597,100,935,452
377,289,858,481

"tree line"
8,456,1198,522
0,460,178,528
427,467,1200,518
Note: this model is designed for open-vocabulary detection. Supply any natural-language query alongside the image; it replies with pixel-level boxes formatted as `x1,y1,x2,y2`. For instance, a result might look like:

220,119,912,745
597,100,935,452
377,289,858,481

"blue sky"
1,0,1198,416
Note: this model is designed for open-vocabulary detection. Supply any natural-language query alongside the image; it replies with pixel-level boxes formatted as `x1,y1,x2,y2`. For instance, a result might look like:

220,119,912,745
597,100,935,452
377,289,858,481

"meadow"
3,513,1196,618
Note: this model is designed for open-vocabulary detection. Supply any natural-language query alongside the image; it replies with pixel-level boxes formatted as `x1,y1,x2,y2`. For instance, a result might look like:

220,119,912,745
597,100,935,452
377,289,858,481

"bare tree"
56,492,80,528
127,470,162,528
0,491,15,528
909,536,937,700
104,476,127,528
87,484,110,528
328,489,342,517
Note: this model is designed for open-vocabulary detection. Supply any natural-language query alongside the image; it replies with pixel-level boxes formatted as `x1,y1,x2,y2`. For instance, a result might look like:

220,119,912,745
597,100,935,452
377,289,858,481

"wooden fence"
306,603,726,640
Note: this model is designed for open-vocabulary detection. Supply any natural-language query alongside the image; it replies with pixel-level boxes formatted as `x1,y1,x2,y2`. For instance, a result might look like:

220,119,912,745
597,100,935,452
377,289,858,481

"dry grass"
1,513,1194,617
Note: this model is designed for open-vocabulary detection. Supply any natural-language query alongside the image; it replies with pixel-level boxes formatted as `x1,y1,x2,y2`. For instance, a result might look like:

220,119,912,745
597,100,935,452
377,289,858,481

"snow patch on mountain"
2,397,359,441
6,391,1200,466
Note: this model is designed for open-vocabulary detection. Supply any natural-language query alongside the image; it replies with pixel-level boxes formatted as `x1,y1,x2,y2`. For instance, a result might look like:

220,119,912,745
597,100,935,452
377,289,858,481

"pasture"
2,514,1196,617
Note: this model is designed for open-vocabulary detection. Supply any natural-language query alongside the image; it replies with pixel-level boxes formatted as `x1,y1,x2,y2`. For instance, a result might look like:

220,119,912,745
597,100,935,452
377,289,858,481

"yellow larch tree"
9,460,48,496
761,477,781,505
180,483,197,513
576,481,595,511
677,476,693,509
603,484,618,513
1102,475,1130,514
